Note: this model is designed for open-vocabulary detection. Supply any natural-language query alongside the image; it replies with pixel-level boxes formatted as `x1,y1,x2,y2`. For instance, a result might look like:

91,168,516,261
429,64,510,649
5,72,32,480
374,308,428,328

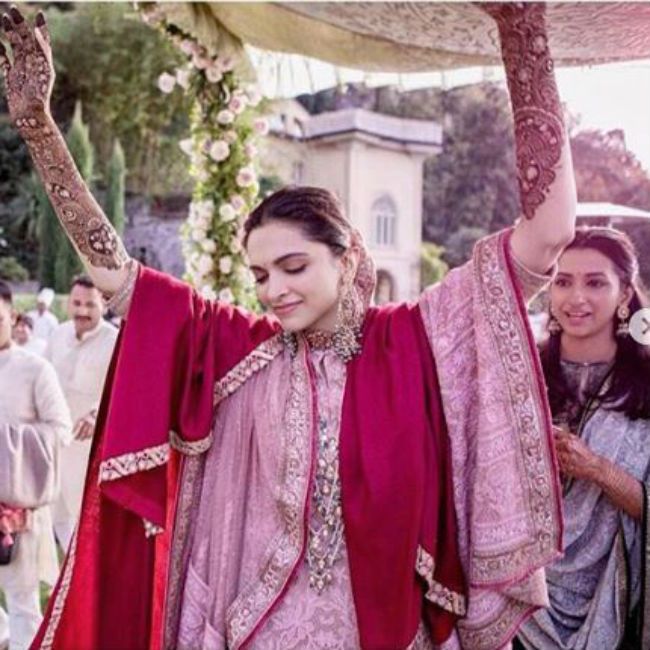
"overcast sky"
251,49,650,174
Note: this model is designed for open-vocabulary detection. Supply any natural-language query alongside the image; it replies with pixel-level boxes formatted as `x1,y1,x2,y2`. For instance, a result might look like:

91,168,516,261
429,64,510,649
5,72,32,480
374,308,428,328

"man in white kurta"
26,289,58,344
0,282,71,650
47,276,118,551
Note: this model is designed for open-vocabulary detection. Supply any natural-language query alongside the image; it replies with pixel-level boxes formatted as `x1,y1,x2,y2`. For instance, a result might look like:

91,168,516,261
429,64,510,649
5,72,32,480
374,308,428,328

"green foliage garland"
140,4,267,308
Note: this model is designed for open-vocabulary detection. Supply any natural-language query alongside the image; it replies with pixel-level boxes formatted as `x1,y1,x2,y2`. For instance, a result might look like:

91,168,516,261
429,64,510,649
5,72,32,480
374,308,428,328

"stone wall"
123,195,187,279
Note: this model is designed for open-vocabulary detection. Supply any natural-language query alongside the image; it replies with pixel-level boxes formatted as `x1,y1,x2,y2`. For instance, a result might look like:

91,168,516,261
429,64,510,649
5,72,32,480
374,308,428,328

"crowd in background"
0,277,117,650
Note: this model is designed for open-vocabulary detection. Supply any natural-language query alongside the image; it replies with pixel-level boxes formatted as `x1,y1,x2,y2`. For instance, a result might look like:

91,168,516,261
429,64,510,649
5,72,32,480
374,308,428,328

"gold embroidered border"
163,455,206,650
143,518,164,538
225,349,312,649
98,442,170,483
470,232,560,582
213,335,284,406
169,429,213,456
40,527,79,649
458,599,531,650
416,546,466,616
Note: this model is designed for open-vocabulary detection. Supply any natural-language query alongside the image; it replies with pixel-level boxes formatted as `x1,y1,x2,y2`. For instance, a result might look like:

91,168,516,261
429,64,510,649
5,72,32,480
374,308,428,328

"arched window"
374,269,395,304
372,195,397,247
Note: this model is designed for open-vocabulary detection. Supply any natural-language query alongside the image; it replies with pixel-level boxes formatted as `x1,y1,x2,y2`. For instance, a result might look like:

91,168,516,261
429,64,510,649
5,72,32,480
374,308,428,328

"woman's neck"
560,331,617,364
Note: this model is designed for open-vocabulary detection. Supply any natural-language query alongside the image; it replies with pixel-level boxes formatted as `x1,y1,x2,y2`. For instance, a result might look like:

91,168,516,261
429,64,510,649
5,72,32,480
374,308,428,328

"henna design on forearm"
1,8,128,271
485,3,565,220
597,458,644,520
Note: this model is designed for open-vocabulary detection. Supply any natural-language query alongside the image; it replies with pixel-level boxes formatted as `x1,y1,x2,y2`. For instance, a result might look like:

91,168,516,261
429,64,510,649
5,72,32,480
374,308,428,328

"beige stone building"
263,101,441,303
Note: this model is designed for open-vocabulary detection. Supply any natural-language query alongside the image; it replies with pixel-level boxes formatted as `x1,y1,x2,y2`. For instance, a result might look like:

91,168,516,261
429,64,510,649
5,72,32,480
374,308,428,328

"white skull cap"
37,287,55,307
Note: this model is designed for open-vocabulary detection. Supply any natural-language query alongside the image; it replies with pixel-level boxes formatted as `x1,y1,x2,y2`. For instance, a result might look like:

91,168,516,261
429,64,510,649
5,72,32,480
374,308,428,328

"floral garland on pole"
140,4,269,307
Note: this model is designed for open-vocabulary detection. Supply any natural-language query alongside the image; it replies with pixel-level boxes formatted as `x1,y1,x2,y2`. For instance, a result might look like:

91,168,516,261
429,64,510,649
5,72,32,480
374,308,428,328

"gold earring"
616,304,630,338
332,272,363,362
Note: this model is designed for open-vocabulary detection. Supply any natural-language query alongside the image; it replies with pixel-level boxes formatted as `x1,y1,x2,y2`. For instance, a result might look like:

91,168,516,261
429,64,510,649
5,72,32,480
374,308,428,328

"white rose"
229,95,247,115
191,227,206,242
196,199,215,220
196,168,211,183
197,254,214,275
180,40,196,56
176,68,191,90
179,138,194,156
208,140,230,162
217,109,235,125
236,166,257,188
230,194,246,213
202,239,217,253
223,130,238,144
253,118,269,136
192,52,211,70
157,72,176,94
205,66,223,84
199,285,217,301
244,142,258,158
219,203,237,222
219,256,233,275
218,288,234,303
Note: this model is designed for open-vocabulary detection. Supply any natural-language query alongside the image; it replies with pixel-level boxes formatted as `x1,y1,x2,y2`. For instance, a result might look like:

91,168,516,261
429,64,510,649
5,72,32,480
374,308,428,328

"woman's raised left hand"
0,7,54,132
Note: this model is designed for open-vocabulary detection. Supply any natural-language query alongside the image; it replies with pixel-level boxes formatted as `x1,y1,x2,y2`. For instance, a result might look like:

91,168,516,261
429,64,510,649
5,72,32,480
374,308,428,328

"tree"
571,129,650,208
36,178,59,288
0,118,39,276
105,139,126,235
45,3,191,195
571,128,650,286
420,241,448,289
421,84,519,264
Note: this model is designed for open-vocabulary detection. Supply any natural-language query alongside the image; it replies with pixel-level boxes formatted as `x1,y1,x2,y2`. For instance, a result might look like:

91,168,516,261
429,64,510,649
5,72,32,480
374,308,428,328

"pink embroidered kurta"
33,229,562,650
234,350,361,649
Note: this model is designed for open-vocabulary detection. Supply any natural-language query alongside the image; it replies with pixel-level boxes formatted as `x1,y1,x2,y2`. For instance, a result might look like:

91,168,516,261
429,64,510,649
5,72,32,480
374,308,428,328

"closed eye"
284,265,307,275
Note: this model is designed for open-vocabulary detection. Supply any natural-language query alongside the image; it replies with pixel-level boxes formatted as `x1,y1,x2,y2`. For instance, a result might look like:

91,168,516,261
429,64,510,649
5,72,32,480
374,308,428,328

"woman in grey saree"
517,226,650,650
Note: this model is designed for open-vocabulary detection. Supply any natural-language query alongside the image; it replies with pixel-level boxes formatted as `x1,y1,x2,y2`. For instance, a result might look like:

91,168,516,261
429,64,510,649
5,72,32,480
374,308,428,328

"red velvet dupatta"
33,228,561,650
32,268,279,650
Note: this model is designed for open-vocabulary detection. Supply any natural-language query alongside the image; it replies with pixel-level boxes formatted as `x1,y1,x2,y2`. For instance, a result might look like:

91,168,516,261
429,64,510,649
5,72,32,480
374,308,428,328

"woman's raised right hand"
0,7,54,131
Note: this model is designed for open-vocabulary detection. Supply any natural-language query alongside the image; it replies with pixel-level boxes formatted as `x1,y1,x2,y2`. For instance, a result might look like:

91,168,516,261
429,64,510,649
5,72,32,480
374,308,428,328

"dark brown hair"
540,226,650,420
243,186,352,256
14,312,33,329
0,280,12,305
70,274,96,291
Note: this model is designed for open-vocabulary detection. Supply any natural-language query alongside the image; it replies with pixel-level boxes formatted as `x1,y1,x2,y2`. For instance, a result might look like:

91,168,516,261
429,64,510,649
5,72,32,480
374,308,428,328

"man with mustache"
46,276,117,551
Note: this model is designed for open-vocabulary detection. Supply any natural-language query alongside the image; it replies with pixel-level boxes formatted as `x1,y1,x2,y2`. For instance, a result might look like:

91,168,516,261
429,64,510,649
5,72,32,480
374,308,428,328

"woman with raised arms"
1,4,575,649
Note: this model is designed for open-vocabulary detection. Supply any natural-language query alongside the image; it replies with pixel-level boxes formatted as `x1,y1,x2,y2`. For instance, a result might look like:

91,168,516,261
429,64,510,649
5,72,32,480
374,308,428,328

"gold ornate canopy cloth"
159,2,650,72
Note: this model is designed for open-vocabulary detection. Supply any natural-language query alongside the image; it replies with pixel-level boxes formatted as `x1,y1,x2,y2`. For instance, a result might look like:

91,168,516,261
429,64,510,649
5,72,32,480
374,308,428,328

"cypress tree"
105,139,126,235
36,176,59,288
53,102,94,291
